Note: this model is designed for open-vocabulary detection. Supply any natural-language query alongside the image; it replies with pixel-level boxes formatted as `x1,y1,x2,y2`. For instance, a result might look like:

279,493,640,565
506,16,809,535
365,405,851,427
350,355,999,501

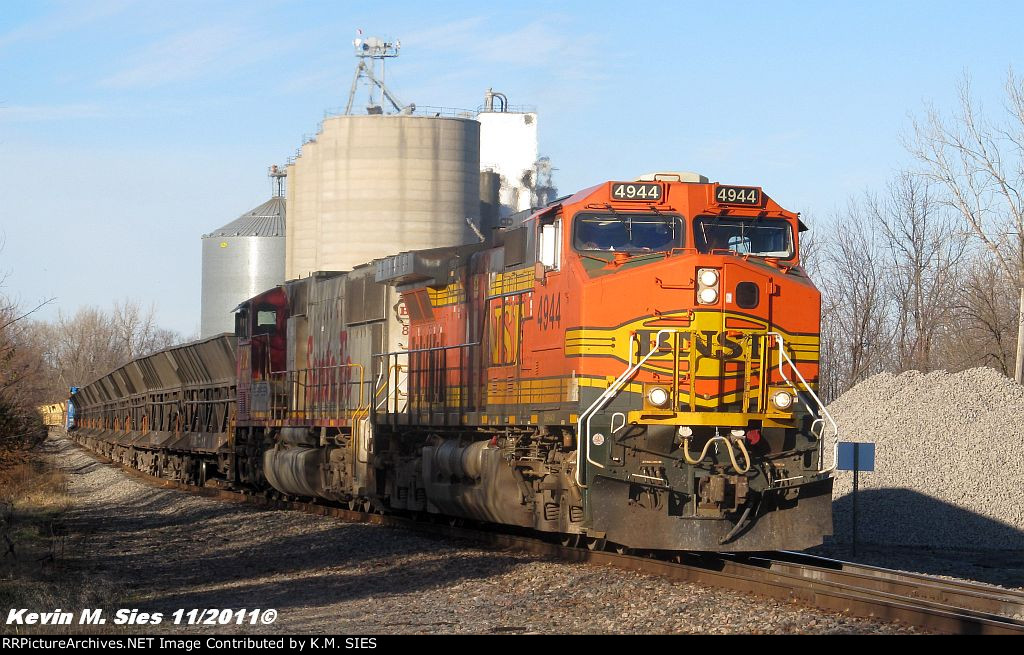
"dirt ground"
1,435,919,635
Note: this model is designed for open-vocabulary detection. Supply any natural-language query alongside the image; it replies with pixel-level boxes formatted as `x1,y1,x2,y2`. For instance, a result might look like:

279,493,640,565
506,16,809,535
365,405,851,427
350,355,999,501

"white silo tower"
477,89,555,218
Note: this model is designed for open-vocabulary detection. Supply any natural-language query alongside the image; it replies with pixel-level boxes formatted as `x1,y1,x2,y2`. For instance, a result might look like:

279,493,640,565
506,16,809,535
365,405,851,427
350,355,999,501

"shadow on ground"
811,488,1024,587
51,435,538,617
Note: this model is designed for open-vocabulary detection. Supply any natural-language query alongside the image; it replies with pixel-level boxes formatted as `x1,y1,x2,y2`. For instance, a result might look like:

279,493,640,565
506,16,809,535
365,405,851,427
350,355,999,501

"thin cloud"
397,15,611,110
0,0,136,50
404,15,606,79
0,103,109,122
98,18,321,90
400,17,489,50
99,25,254,88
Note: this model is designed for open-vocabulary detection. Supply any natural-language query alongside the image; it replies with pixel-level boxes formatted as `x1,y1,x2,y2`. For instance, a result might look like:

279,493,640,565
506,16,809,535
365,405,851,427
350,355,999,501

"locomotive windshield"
573,213,684,253
694,217,794,259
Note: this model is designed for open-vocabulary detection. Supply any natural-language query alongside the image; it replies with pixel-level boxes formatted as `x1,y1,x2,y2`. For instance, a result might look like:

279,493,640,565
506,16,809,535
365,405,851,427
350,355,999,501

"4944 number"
715,185,761,205
537,294,561,330
611,182,661,201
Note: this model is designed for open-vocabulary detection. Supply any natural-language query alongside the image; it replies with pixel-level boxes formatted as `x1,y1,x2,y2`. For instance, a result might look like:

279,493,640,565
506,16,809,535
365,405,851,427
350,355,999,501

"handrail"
261,363,366,422
373,343,477,419
767,332,837,474
374,364,407,411
575,329,673,488
374,342,479,357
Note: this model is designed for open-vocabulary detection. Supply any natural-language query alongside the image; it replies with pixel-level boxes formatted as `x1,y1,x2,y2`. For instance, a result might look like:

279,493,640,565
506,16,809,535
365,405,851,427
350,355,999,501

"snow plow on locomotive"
69,173,835,551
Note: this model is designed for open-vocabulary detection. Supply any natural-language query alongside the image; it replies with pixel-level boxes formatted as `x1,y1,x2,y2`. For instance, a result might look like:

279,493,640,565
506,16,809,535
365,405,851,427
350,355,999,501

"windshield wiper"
647,205,676,240
603,204,632,240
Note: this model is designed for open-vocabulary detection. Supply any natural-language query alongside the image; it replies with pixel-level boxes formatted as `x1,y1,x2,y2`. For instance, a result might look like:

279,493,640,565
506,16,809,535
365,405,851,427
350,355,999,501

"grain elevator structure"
199,33,556,333
283,34,556,281
285,36,479,279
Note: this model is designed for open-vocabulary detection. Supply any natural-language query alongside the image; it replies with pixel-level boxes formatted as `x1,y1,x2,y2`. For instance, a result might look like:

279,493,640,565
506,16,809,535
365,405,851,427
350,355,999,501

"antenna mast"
345,31,414,115
268,164,287,197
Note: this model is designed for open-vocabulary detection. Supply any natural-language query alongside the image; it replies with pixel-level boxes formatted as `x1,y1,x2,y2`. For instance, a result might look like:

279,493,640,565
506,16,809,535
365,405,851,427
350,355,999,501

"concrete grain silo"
200,188,286,337
285,35,480,279
285,114,479,279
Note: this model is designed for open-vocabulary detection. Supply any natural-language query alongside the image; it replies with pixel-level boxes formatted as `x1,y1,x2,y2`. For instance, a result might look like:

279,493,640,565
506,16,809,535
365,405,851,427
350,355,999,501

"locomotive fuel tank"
422,439,535,527
263,445,322,498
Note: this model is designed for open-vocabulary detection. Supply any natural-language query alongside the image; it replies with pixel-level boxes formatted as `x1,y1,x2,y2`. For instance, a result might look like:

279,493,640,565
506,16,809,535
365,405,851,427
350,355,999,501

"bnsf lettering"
637,330,761,360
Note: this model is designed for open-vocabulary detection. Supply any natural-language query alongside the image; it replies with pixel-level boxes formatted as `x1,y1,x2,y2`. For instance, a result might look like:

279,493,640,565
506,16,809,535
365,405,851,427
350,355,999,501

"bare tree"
866,173,966,371
112,299,177,360
41,301,182,389
817,199,894,399
0,237,56,449
49,306,120,386
797,214,825,278
795,215,846,400
907,71,1024,286
942,256,1020,374
0,299,52,450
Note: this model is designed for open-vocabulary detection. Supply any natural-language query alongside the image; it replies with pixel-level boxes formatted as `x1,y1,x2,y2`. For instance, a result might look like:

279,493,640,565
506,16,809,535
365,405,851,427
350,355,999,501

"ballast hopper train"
69,173,836,551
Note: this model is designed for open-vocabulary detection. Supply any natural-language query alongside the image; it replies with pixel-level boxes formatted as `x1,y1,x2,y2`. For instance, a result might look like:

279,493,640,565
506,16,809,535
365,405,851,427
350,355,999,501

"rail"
323,104,476,120
373,343,480,425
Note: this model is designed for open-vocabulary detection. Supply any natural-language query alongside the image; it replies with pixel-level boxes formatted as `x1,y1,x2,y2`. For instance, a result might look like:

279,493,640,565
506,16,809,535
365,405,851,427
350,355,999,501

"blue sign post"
837,442,875,556
67,386,79,431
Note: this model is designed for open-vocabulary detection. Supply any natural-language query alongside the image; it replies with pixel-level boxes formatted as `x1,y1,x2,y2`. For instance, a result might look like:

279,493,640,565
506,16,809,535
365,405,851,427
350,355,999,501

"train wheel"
613,543,632,555
347,499,359,511
585,537,606,551
560,534,581,548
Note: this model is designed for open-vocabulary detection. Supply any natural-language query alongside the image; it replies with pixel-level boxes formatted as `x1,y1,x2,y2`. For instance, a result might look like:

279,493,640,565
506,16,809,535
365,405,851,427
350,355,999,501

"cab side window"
254,306,277,336
538,219,562,271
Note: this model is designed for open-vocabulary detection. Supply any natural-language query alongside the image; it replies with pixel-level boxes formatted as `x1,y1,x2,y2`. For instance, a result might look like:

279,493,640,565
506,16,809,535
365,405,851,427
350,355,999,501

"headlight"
697,267,720,305
698,287,718,304
771,391,794,410
647,386,670,407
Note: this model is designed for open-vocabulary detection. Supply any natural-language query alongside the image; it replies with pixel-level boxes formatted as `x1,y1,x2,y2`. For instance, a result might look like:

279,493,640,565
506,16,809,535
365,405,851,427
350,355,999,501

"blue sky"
1,1,1022,335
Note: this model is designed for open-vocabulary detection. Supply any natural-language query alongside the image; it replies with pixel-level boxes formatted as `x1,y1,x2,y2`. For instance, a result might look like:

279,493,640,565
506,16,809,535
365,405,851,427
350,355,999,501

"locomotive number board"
610,182,663,202
714,185,762,206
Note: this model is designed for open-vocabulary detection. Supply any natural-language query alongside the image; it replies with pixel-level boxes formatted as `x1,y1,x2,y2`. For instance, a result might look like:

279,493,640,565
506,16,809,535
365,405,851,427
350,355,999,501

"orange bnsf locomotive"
70,172,835,551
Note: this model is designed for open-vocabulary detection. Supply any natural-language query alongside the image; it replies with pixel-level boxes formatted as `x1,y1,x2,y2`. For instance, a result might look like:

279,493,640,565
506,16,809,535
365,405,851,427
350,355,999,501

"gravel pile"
36,436,916,635
825,367,1024,551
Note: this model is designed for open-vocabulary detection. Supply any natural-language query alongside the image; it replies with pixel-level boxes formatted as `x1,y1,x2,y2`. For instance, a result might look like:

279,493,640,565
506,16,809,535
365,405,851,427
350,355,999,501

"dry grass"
0,451,119,634
0,459,70,561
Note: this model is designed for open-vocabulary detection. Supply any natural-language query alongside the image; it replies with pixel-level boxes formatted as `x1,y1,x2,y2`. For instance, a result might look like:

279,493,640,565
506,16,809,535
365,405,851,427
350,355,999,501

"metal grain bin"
201,197,286,337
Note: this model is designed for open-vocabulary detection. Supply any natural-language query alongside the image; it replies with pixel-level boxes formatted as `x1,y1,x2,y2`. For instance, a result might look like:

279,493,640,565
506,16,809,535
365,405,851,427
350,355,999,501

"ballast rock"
825,367,1024,550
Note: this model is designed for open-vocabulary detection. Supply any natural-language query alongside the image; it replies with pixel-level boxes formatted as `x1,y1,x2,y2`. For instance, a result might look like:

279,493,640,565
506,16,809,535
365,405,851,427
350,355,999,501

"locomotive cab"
527,174,834,550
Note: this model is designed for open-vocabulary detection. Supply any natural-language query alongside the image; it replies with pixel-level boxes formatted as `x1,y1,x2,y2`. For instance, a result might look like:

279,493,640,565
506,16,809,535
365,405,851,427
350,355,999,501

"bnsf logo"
635,329,763,361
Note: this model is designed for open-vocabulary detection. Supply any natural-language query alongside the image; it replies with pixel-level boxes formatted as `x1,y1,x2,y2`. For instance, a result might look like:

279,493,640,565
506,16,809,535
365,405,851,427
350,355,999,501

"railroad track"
68,436,1024,635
